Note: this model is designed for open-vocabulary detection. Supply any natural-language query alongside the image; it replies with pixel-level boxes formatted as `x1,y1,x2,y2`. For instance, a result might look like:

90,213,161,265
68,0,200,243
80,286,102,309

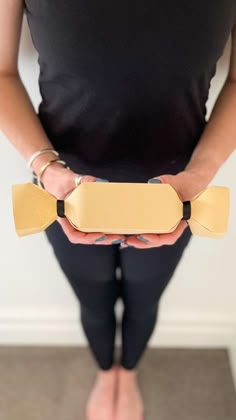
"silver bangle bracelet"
27,148,59,169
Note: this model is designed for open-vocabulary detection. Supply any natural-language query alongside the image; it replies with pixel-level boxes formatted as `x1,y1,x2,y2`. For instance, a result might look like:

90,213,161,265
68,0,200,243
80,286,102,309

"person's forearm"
0,72,62,175
185,79,236,183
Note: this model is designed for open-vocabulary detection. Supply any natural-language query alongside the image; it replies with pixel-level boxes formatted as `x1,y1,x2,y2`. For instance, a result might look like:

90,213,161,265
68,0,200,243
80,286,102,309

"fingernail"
112,239,124,244
120,243,128,248
96,178,109,182
137,235,149,243
148,178,162,183
95,235,107,242
120,242,135,248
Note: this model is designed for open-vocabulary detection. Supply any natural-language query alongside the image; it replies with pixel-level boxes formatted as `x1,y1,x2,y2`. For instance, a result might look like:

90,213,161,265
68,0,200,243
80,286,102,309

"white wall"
1,16,236,371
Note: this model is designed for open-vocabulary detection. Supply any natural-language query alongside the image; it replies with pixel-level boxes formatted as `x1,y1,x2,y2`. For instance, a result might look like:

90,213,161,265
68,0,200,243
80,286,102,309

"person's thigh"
44,220,120,315
118,226,193,315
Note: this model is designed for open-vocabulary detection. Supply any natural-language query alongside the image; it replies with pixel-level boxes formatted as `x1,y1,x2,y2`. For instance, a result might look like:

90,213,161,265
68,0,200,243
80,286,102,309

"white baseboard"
1,307,236,390
0,306,235,348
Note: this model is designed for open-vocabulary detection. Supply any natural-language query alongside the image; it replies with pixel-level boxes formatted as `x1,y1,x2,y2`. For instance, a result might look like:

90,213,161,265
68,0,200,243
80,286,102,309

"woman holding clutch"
1,1,236,419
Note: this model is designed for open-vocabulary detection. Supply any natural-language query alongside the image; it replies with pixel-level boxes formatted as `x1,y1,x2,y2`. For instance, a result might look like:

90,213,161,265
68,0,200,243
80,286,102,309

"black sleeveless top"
24,1,236,182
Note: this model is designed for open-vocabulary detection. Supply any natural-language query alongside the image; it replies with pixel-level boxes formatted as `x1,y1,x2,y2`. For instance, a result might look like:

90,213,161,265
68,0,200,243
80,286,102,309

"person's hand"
41,163,126,245
120,169,209,249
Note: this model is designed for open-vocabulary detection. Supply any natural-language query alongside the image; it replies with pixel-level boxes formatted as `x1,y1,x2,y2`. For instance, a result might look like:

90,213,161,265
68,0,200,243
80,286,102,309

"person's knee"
79,300,116,325
123,300,159,322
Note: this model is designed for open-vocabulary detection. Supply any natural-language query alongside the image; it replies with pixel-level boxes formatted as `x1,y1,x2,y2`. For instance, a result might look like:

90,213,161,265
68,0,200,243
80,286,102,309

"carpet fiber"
0,346,235,420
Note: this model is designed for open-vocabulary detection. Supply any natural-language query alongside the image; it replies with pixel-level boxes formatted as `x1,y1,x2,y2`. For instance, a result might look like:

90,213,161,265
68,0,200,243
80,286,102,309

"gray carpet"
0,346,235,420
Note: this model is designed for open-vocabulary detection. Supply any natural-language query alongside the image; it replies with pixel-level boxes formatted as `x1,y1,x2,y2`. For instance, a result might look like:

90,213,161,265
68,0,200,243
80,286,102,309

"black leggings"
44,219,193,370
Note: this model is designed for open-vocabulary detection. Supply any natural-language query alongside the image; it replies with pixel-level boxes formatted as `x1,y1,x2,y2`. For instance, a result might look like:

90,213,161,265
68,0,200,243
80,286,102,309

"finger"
57,218,125,244
77,174,97,184
152,220,188,244
56,217,90,242
147,177,162,184
92,233,126,245
122,233,159,248
154,220,188,245
120,239,160,249
57,217,95,242
126,220,188,248
95,177,109,182
72,174,108,189
78,174,109,183
125,236,162,249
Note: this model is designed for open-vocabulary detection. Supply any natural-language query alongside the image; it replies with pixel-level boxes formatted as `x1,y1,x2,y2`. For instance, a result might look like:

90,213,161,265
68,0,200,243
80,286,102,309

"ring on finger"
74,174,83,187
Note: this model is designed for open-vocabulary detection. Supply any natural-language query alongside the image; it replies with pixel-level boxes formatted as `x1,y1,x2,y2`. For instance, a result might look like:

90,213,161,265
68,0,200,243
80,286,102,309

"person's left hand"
120,169,209,249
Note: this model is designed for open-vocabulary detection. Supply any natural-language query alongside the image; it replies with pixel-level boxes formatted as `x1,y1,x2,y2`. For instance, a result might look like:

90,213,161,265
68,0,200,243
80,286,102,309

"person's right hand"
40,162,126,245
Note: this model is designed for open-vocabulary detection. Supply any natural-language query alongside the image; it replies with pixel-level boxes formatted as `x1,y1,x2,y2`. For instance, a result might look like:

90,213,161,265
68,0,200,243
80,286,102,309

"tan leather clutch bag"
11,182,230,238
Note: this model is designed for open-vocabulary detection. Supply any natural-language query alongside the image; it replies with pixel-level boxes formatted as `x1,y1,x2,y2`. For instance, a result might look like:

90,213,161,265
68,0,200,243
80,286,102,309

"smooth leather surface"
11,182,230,238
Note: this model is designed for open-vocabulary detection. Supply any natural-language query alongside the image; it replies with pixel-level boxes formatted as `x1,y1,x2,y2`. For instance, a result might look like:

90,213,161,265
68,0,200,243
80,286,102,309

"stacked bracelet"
27,147,59,170
27,147,72,189
37,158,68,188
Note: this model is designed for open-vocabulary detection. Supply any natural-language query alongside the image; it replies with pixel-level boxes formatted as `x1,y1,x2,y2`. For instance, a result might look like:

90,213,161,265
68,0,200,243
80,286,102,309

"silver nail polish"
137,235,149,243
95,235,107,242
148,178,162,183
112,239,123,244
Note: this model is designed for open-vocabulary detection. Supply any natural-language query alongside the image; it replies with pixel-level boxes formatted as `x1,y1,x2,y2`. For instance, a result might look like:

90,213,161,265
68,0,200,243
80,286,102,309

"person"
1,1,236,419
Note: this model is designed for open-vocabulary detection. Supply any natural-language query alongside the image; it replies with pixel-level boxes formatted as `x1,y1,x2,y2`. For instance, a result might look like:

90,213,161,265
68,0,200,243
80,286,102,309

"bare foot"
85,364,119,420
115,366,144,420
